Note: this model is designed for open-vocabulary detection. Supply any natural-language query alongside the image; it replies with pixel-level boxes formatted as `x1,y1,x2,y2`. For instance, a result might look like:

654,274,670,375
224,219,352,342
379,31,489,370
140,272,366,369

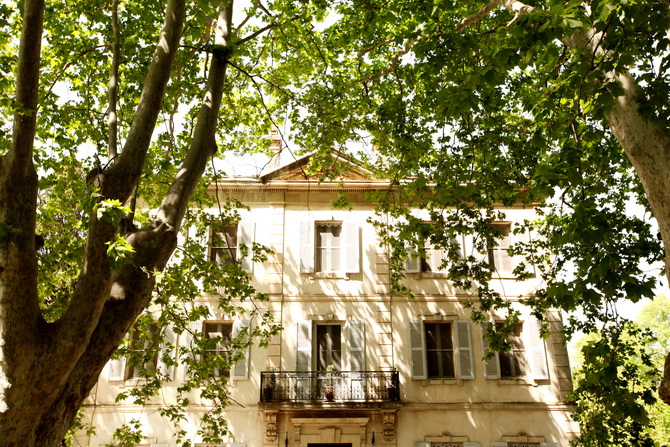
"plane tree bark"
0,0,237,444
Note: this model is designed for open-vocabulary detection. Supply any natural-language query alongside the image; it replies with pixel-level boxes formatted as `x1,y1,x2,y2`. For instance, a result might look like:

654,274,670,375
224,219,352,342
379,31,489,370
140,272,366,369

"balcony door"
316,324,342,370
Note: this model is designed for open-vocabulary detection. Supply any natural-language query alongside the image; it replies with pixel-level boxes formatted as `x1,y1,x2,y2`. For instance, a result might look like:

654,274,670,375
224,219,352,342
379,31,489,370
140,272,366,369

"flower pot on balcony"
324,385,335,401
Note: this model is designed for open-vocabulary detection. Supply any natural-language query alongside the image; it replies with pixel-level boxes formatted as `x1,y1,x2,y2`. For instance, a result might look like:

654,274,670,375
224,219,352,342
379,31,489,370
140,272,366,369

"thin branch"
102,0,186,202
108,0,121,161
357,35,425,83
154,0,234,232
456,0,534,32
236,21,280,46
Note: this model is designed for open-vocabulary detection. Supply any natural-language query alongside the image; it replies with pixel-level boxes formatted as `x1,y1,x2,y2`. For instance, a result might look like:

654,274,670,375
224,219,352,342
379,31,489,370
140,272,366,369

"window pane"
316,223,342,272
425,323,455,378
210,224,237,264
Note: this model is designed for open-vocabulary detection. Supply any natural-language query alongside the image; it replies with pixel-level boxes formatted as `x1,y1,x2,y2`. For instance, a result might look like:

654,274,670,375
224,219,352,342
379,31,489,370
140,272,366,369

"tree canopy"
1,0,669,445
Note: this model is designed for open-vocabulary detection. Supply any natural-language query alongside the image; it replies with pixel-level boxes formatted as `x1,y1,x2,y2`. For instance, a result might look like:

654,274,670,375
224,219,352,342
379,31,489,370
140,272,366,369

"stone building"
79,145,578,447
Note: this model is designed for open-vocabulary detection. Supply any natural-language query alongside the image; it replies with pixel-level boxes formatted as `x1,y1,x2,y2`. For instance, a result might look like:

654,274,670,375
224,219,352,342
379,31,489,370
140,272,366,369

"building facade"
79,149,578,447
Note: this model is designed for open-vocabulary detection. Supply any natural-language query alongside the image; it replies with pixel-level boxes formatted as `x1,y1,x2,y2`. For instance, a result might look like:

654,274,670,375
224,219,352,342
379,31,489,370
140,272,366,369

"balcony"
259,370,400,404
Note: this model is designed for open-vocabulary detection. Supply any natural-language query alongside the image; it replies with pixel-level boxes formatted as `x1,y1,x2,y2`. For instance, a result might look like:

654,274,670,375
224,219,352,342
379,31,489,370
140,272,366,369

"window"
316,324,342,370
496,322,528,378
406,234,464,274
296,320,365,371
125,322,160,380
316,223,342,272
487,222,514,274
425,323,456,378
482,317,549,381
204,322,233,377
209,224,238,265
409,320,474,380
300,221,360,274
208,222,255,272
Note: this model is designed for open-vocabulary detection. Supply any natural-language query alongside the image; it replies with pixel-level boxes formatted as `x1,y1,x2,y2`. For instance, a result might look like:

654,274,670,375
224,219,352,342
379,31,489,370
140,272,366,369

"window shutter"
157,324,177,380
108,353,126,381
180,320,202,378
463,443,481,447
405,247,421,273
296,320,312,371
348,320,365,371
300,221,314,273
409,320,427,379
343,221,360,273
540,443,558,447
237,222,255,273
481,323,500,379
527,316,549,380
456,320,474,379
426,246,444,272
232,320,251,380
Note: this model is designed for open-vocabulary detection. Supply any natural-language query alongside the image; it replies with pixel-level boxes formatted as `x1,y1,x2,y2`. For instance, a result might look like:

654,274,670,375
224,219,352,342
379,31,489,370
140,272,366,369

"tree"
0,0,325,445
638,295,670,444
283,0,670,408
2,0,670,444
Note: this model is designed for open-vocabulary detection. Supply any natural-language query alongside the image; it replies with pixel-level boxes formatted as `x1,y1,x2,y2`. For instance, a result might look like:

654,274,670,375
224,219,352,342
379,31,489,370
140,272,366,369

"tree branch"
54,0,186,365
456,0,534,32
357,35,424,83
101,0,186,202
154,0,234,232
108,0,121,161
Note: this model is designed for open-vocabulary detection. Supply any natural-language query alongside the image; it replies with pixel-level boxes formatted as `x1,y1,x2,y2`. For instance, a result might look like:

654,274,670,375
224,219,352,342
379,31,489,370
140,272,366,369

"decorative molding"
382,410,396,442
264,411,278,443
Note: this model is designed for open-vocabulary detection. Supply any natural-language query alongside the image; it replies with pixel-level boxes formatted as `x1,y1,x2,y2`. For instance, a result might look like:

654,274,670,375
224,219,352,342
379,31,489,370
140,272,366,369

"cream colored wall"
81,185,577,447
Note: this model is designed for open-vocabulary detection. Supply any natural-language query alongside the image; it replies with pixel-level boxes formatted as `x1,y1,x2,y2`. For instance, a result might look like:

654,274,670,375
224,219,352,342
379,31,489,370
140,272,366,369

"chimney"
267,129,283,169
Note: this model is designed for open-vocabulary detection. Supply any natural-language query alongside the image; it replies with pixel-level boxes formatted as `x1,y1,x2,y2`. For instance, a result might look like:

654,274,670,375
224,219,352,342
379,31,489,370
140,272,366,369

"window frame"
300,220,360,275
203,320,234,378
409,319,474,381
208,221,256,273
482,317,549,381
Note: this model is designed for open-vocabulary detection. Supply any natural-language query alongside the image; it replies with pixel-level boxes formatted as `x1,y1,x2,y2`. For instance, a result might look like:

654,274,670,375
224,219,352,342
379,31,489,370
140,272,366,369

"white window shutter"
157,324,177,380
409,320,427,379
181,320,202,377
456,320,475,379
426,246,443,272
463,443,481,447
296,320,312,371
108,354,126,381
232,320,251,380
343,221,360,273
237,222,255,273
481,323,500,379
527,316,549,380
300,221,314,273
405,246,421,273
348,320,365,371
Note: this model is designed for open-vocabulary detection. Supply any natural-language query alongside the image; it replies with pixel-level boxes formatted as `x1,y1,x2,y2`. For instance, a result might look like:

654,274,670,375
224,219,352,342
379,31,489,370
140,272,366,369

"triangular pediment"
260,149,378,183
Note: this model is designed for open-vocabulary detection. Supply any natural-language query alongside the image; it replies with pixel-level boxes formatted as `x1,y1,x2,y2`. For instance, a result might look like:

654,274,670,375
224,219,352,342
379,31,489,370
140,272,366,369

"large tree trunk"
606,74,670,405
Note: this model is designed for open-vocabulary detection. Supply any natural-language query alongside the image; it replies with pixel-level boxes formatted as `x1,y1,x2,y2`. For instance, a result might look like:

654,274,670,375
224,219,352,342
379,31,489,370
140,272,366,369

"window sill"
421,378,463,386
496,377,539,386
310,272,351,280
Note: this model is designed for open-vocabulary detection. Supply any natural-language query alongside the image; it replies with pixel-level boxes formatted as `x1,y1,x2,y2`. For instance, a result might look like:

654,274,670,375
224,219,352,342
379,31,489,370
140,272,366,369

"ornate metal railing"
259,370,400,403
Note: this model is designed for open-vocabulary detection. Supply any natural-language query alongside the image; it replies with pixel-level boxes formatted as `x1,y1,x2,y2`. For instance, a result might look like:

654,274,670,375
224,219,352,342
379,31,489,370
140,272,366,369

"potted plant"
324,364,335,401
263,367,278,402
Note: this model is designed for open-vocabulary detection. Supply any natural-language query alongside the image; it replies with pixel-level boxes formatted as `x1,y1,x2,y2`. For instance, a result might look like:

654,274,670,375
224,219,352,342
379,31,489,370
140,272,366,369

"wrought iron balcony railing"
259,370,400,403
